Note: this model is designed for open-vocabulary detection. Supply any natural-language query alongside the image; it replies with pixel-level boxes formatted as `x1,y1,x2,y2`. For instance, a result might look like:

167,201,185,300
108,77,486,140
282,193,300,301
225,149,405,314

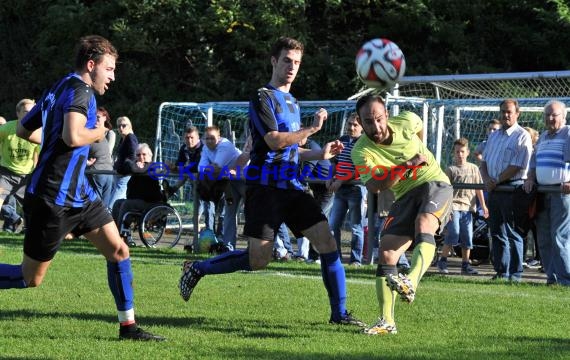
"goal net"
157,71,570,171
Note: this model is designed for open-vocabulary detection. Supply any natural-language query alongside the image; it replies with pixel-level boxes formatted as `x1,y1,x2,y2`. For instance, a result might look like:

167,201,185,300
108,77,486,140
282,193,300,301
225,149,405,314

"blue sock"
0,264,27,289
107,258,134,311
195,249,251,275
320,251,347,321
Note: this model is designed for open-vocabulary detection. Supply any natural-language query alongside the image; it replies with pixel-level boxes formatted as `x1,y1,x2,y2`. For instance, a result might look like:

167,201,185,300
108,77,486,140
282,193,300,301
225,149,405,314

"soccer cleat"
329,311,367,327
386,273,415,303
119,325,166,341
179,261,203,302
362,317,398,335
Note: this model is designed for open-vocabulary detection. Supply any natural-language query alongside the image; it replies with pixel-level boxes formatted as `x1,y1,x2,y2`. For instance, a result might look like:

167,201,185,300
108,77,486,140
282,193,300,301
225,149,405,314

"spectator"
327,113,367,266
437,138,488,275
480,98,533,282
87,107,115,208
473,119,501,163
170,126,203,193
0,98,40,233
221,132,251,252
108,116,138,211
523,100,570,285
272,223,294,261
198,125,241,243
169,126,215,250
295,135,335,262
1,196,20,232
112,143,165,247
522,126,540,268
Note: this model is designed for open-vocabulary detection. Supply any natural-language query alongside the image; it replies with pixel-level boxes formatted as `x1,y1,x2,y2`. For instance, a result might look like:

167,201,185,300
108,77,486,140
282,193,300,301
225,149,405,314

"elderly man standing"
523,100,570,286
480,99,533,281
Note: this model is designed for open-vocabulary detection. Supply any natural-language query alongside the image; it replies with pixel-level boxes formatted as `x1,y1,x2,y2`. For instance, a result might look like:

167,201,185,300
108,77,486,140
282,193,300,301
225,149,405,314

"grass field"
1,234,569,360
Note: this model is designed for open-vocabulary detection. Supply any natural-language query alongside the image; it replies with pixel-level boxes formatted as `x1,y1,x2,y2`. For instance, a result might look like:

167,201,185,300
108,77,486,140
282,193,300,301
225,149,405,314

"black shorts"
382,181,453,239
243,185,327,241
23,194,114,261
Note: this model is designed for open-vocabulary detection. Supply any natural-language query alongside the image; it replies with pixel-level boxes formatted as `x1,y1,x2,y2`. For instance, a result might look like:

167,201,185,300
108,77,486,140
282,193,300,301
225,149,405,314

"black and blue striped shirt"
21,73,98,207
247,84,304,190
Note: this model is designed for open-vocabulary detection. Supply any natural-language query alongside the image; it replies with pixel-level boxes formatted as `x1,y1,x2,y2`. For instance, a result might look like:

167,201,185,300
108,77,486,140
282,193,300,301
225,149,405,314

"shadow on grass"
0,309,318,340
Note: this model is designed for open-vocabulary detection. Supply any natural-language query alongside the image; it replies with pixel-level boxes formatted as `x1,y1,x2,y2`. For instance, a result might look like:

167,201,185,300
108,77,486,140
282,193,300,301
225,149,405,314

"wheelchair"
119,203,183,249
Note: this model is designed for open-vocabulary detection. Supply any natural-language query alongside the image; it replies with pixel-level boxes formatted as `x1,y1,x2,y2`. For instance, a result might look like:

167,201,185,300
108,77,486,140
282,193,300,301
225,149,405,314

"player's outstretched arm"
300,140,343,161
264,109,328,150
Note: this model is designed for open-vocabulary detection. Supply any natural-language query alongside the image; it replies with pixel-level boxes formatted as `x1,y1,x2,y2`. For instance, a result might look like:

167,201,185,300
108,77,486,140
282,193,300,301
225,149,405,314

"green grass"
1,235,569,360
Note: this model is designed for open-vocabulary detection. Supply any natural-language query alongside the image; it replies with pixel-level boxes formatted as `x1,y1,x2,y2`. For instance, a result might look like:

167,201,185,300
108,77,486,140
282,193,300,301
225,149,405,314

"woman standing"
108,116,138,211
87,107,115,208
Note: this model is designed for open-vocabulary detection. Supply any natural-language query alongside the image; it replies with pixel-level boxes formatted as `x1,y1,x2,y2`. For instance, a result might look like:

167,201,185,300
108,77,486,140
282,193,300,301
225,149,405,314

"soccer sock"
408,235,436,288
376,264,398,325
0,264,27,289
107,259,135,326
195,249,251,275
320,251,347,321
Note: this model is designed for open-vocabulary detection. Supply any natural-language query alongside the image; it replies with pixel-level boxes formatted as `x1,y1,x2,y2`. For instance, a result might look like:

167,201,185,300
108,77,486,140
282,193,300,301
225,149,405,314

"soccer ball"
355,38,406,89
197,228,218,253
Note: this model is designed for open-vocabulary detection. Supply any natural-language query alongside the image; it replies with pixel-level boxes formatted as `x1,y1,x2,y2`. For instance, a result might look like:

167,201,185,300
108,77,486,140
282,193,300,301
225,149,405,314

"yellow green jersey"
351,111,449,200
0,120,40,175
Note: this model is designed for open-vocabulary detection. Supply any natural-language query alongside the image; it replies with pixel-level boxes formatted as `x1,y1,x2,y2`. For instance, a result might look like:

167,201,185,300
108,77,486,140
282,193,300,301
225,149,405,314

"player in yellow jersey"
351,95,452,335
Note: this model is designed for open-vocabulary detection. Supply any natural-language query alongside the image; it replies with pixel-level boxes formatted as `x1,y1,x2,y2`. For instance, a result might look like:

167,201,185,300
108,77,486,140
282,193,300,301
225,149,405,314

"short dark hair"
185,125,199,135
453,137,469,148
270,37,304,59
74,35,118,70
205,125,220,134
355,95,386,118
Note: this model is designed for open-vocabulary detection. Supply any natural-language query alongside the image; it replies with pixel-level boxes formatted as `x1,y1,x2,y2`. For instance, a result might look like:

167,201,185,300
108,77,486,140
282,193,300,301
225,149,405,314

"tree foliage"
1,0,570,140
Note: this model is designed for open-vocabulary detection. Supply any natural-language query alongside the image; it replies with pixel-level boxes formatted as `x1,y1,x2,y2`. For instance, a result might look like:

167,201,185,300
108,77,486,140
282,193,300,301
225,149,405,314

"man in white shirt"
480,98,532,282
198,125,242,247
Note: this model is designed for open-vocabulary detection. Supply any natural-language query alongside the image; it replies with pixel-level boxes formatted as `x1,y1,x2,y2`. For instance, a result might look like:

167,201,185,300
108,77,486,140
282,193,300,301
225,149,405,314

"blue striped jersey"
20,73,98,207
247,85,304,190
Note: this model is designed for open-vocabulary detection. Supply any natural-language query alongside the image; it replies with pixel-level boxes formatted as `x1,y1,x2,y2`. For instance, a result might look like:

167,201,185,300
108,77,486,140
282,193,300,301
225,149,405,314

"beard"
365,128,389,144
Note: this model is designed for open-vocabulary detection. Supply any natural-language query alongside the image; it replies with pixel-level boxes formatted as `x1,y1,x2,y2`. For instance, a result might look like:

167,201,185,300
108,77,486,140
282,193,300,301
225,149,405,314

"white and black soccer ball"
355,38,406,90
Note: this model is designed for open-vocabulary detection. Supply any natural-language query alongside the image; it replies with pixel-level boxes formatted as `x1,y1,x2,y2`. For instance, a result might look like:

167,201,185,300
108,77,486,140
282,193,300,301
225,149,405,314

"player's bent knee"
303,221,337,254
103,241,130,262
